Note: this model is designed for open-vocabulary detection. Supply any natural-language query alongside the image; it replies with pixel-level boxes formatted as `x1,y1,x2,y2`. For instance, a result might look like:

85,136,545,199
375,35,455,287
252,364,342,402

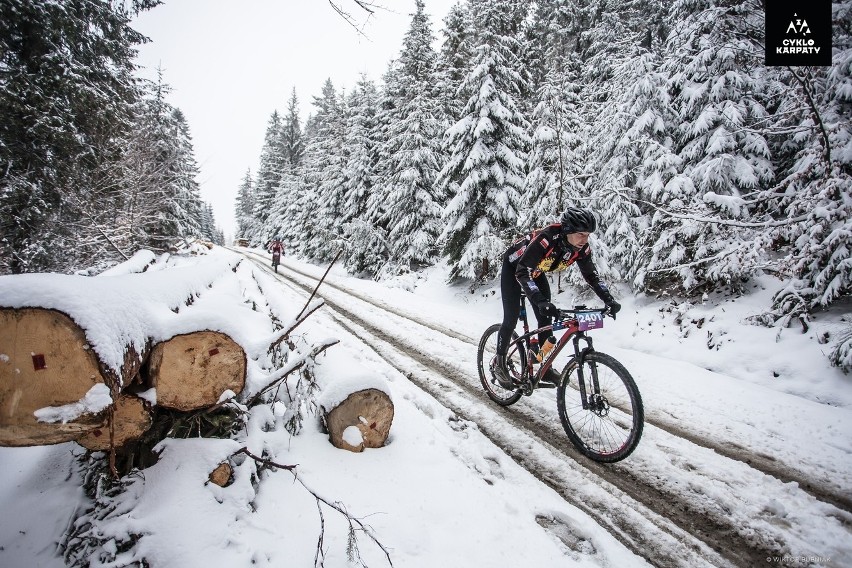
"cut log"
148,331,246,411
76,394,153,451
208,462,233,487
0,308,108,446
323,388,394,453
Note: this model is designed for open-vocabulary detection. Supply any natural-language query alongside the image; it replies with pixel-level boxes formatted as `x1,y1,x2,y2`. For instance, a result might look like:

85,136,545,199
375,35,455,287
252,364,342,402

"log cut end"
208,462,233,487
148,331,246,411
324,388,394,453
0,308,108,446
77,394,153,451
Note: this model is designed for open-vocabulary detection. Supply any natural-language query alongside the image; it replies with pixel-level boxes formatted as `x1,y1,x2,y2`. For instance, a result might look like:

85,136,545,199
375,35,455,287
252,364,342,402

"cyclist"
492,207,621,389
269,238,284,256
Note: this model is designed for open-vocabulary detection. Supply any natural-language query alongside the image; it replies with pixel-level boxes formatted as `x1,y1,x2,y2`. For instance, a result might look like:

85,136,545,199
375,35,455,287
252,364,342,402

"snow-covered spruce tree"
645,0,773,293
199,203,224,245
522,68,621,298
585,50,682,287
234,169,256,241
110,78,205,255
435,2,473,129
831,321,852,372
156,107,205,247
0,0,157,274
523,0,581,99
437,0,531,281
268,89,305,250
568,0,672,289
520,70,585,232
297,79,347,261
282,87,305,171
374,0,445,277
268,172,302,250
340,75,386,275
249,111,287,247
495,0,537,120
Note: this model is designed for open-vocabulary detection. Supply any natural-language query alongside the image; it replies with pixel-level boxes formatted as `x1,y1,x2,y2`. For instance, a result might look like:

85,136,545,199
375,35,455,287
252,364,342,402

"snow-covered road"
244,251,852,568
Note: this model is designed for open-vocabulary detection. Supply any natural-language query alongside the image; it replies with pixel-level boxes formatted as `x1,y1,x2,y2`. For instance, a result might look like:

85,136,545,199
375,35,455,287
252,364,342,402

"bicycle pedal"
535,381,556,389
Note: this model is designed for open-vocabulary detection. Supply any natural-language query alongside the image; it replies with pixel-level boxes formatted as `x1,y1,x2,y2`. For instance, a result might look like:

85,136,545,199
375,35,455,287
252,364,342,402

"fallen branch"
234,445,393,566
234,447,297,471
295,473,393,568
248,340,340,407
296,249,343,321
269,301,325,352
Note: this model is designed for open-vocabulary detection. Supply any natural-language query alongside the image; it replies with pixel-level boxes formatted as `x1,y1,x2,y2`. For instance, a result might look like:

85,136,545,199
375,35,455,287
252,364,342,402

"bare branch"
610,188,810,228
269,301,325,352
315,495,327,567
327,0,382,37
234,447,297,471
295,473,394,567
236,446,393,566
296,248,344,321
787,67,832,166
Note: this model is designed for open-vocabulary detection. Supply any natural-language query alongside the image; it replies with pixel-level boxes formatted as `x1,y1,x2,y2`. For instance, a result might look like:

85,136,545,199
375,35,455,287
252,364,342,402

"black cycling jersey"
504,224,613,307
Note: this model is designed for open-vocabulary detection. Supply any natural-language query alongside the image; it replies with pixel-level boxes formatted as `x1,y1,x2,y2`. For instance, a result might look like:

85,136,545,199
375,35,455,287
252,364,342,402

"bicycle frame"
513,295,604,407
479,297,643,462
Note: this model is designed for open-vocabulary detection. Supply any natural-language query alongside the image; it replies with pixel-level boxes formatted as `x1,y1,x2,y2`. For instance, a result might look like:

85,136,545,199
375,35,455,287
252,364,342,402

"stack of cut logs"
1,257,395,460
0,307,246,450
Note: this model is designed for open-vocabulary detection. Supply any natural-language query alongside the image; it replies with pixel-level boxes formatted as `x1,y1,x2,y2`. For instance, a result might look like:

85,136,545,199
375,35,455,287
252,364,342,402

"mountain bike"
476,295,644,463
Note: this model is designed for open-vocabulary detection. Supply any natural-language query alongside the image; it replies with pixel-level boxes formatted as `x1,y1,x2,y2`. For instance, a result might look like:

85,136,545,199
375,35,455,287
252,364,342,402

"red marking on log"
93,429,103,438
208,348,220,356
370,422,377,429
32,354,46,371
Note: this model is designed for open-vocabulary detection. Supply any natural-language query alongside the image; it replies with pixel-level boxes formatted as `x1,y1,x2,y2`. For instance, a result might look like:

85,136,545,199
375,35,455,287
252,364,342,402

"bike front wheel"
556,351,643,462
477,324,524,406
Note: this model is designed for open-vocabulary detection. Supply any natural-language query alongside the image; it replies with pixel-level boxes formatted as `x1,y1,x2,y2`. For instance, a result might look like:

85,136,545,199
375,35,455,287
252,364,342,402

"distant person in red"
269,237,284,272
269,239,284,256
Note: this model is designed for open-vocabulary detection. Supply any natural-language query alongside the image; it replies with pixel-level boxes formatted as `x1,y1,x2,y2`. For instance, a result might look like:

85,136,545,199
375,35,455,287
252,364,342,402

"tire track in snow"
257,252,851,515
242,252,852,565
260,261,725,567
242,253,799,567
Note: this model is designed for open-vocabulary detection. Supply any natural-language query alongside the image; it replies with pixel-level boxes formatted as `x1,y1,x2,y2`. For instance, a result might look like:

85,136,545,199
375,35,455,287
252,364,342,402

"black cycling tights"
497,259,553,357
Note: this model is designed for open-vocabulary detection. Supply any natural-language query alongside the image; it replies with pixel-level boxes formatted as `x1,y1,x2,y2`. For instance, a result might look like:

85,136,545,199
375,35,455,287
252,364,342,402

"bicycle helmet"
560,207,597,233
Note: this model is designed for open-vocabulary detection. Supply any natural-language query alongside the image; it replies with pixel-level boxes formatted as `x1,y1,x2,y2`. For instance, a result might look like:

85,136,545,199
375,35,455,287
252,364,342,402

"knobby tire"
477,324,524,406
556,351,643,463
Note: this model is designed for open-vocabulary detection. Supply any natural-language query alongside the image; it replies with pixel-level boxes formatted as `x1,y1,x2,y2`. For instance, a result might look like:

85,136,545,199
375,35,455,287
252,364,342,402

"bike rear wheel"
556,351,643,462
477,324,524,406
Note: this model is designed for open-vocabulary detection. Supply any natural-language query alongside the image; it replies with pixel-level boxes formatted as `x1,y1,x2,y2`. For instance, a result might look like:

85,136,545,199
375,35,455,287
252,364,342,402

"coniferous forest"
237,0,852,369
0,0,223,277
1,0,850,369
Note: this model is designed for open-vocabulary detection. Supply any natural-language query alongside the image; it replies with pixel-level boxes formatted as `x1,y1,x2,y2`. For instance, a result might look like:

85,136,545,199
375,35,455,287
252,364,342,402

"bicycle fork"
571,333,600,411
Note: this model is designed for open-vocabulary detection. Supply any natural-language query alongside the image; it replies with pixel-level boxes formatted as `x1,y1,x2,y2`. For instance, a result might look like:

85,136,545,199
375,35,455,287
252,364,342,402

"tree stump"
148,331,246,411
323,389,394,453
77,394,153,451
0,308,108,446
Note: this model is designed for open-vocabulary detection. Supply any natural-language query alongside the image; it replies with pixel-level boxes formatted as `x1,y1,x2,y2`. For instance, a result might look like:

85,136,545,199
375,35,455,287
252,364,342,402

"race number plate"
576,311,604,331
